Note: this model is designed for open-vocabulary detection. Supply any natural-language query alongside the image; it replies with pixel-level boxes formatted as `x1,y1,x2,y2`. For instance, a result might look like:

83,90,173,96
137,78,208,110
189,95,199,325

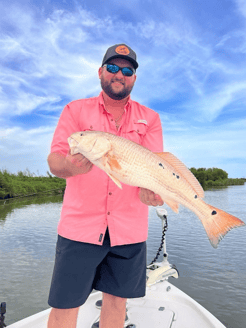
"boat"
2,208,226,328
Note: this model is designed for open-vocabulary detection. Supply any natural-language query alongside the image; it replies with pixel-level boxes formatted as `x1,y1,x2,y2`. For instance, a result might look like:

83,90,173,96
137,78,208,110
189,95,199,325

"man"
47,44,164,328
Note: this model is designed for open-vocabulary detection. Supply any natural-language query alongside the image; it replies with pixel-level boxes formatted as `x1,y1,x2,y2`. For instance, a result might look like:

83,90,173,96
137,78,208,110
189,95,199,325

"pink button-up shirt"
50,92,163,246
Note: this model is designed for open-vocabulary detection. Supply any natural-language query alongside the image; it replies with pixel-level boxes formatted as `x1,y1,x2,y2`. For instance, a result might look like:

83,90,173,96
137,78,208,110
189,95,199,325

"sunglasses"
103,64,135,77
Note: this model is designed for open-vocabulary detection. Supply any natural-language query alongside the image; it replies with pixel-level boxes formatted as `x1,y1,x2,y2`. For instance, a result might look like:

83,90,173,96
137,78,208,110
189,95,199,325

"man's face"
98,58,137,101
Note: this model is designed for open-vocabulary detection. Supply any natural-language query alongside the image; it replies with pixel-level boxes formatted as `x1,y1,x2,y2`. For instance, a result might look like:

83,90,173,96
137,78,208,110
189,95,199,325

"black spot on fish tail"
211,210,217,215
173,173,175,176
194,195,198,199
176,175,180,179
159,163,164,169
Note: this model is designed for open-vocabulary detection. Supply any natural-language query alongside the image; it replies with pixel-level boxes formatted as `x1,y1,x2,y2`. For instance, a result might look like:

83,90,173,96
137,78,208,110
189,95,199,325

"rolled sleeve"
51,104,81,156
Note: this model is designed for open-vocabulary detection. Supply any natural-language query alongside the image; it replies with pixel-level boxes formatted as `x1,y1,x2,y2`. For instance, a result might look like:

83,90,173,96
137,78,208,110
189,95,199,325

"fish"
68,130,245,248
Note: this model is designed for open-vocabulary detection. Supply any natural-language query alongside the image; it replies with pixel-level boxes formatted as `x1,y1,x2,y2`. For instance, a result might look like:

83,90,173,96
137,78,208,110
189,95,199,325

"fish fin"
107,153,122,171
200,203,245,248
101,151,122,189
106,172,122,189
155,152,204,198
164,198,179,213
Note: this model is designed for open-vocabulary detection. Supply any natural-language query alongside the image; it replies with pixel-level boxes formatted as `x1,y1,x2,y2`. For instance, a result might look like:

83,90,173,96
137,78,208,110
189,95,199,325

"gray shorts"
48,228,147,309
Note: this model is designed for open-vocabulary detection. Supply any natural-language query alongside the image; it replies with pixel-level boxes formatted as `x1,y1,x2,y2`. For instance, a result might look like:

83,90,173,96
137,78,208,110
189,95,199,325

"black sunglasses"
103,64,135,77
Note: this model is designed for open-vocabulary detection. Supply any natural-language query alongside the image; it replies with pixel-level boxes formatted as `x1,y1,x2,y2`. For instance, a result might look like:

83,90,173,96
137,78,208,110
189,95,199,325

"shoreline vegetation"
190,167,246,189
0,169,66,200
0,167,245,200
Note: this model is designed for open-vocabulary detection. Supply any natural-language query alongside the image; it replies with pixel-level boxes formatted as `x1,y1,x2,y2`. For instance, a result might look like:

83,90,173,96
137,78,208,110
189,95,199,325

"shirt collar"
98,91,132,113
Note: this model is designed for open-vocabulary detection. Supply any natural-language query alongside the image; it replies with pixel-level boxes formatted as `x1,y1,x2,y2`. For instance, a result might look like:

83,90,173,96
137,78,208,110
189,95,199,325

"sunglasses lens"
122,68,134,76
107,64,119,74
106,64,134,76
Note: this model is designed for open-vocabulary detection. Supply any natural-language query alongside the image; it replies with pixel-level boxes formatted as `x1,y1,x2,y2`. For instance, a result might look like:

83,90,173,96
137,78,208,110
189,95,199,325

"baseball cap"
102,44,138,69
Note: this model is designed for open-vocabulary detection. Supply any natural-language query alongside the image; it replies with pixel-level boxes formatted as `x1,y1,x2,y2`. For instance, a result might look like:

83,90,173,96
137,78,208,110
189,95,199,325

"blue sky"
0,0,246,178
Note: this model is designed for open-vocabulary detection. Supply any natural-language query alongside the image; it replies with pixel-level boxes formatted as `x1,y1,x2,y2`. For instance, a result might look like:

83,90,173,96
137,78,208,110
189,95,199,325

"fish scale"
105,134,174,187
68,130,245,248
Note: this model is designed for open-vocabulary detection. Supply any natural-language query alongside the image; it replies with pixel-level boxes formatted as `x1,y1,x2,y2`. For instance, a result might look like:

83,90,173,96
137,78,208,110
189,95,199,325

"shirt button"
111,119,114,121
109,192,112,195
107,212,110,215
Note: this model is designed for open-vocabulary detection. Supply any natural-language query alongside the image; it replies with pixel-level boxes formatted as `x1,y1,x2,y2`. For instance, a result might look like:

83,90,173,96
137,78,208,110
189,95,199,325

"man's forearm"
47,152,93,179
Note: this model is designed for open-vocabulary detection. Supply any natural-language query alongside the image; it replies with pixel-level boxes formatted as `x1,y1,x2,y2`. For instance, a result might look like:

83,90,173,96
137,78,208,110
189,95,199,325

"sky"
0,0,246,178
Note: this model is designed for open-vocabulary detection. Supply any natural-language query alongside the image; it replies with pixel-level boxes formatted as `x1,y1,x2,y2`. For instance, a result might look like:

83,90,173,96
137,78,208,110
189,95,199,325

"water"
0,185,246,327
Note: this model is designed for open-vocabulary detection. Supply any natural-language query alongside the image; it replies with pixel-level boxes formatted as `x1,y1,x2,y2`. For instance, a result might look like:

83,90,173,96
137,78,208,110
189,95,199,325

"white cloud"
0,37,30,58
160,114,246,178
1,126,54,153
216,30,246,55
182,81,246,122
0,91,60,116
131,17,246,115
0,1,245,179
1,3,246,122
0,125,55,175
235,0,246,18
0,5,108,118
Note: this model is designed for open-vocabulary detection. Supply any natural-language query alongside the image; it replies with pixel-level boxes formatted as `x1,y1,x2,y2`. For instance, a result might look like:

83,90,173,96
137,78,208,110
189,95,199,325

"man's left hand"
139,188,164,206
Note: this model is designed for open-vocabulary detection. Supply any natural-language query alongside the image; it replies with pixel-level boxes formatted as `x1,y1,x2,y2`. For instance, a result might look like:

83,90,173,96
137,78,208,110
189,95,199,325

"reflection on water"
0,186,246,327
0,194,64,222
0,194,63,324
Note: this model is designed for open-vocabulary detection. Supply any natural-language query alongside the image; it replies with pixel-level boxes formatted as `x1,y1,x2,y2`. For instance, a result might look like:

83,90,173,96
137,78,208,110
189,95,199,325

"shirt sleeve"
142,112,163,153
50,103,80,156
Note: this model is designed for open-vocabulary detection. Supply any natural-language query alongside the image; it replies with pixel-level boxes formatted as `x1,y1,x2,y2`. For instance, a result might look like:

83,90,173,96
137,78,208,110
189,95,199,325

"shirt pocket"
79,123,104,132
124,120,148,145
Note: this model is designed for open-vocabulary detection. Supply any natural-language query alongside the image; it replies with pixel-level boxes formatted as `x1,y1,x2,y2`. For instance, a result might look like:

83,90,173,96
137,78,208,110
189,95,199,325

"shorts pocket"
56,235,72,254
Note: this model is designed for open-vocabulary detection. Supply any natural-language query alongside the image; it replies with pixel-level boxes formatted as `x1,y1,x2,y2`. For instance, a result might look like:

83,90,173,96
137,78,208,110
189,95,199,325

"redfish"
68,131,245,248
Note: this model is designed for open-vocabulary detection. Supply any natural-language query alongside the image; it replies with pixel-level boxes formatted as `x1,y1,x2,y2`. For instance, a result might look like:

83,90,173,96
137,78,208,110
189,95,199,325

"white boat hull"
7,280,226,328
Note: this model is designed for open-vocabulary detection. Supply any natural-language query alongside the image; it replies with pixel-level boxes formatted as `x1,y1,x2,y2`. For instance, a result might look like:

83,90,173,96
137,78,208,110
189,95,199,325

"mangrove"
0,169,66,200
0,167,245,200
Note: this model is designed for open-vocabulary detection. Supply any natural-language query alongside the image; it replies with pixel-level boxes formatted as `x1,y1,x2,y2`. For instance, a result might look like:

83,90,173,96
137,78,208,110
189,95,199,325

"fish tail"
200,204,245,248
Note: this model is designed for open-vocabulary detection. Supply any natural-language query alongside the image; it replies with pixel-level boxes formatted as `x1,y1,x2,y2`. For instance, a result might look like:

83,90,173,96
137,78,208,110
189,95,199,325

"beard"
100,76,134,100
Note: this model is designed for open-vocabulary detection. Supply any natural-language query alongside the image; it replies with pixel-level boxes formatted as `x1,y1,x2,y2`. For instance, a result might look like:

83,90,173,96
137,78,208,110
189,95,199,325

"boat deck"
7,280,226,328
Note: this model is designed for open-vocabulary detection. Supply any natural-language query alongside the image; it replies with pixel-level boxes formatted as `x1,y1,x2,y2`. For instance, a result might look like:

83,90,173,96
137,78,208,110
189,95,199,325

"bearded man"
47,44,163,328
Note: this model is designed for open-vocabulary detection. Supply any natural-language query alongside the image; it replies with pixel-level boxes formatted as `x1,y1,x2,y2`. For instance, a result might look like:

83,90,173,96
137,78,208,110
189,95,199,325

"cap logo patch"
115,45,130,55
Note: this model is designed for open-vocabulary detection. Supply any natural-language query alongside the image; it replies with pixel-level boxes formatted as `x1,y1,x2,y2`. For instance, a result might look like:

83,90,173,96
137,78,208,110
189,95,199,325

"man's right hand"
65,152,93,173
47,152,93,179
139,188,164,206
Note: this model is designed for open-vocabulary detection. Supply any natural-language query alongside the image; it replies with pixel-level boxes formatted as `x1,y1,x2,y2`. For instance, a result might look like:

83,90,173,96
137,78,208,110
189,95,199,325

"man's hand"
48,152,93,179
139,188,164,206
65,152,93,174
